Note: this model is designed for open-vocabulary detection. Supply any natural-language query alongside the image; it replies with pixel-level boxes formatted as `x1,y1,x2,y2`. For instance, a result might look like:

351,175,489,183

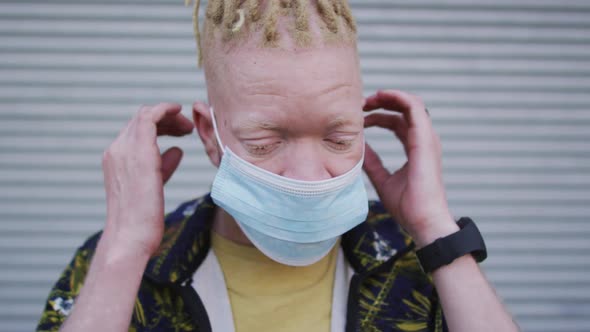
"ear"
192,101,221,167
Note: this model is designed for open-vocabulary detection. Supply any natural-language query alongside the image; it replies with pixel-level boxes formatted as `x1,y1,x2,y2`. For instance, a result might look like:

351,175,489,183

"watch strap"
415,217,487,273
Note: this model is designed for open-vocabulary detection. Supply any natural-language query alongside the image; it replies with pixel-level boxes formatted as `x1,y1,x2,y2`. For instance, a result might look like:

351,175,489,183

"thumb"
161,147,183,184
363,143,389,193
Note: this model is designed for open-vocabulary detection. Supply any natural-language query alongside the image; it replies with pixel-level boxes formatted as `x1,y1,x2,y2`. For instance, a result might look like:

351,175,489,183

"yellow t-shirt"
211,231,338,332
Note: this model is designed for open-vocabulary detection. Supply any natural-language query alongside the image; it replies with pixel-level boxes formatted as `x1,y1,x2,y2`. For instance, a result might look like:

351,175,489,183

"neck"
212,207,254,246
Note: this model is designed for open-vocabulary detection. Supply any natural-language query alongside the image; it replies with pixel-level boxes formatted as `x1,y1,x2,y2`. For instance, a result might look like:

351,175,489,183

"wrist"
99,226,154,265
412,213,459,249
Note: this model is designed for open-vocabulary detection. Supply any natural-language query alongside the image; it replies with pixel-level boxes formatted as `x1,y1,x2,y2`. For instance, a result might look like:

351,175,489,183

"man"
37,0,519,331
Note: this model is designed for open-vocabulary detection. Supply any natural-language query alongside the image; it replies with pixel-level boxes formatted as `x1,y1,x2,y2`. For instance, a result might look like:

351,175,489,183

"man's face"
205,45,364,180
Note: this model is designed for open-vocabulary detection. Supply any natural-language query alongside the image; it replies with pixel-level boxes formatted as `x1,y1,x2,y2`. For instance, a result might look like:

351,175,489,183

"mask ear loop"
209,106,226,154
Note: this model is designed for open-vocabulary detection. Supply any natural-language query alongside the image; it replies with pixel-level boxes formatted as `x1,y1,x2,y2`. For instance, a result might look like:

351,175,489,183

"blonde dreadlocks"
185,0,357,67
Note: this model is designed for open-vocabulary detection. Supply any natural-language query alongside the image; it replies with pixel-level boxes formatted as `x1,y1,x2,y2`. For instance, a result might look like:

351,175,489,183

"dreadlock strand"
293,0,309,32
247,0,261,22
332,0,341,15
280,0,293,9
186,0,204,67
194,0,203,66
264,0,281,46
317,0,339,33
338,0,356,33
293,0,311,47
221,0,240,39
206,0,225,25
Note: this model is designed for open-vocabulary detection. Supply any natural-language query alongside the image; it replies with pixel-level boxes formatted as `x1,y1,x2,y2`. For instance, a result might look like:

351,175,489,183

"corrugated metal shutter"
1,0,589,331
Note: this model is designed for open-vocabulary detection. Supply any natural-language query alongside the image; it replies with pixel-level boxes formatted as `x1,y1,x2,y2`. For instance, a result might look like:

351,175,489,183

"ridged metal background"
1,0,589,331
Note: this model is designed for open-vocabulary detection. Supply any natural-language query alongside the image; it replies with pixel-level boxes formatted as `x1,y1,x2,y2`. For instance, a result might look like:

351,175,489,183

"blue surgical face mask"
209,106,369,266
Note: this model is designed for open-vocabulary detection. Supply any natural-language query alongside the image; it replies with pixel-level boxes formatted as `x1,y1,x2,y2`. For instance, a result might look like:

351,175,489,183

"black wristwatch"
415,217,487,273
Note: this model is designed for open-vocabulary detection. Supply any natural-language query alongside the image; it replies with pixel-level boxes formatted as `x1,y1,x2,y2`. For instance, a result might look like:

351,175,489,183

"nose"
280,143,332,181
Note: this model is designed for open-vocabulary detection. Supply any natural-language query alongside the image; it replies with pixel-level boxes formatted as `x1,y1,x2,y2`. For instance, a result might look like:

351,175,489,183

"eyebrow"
239,118,283,132
326,116,359,131
237,115,360,133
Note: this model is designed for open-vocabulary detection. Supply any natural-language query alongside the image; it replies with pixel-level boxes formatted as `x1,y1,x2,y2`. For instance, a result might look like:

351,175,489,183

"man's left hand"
363,89,459,248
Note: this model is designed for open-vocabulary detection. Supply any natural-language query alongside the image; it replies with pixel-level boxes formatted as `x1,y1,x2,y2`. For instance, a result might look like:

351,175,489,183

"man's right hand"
101,103,194,258
57,103,193,332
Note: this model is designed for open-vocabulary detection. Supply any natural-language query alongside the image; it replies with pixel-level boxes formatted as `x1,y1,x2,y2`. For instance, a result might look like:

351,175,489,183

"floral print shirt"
37,194,447,332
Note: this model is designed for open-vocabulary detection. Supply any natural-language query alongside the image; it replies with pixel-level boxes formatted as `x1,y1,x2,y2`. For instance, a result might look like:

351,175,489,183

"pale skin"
58,30,519,332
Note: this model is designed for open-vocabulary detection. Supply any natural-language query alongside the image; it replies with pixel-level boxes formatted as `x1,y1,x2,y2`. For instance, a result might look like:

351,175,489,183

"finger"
364,90,429,129
364,113,408,146
124,105,149,139
135,103,183,138
364,112,406,130
150,102,183,123
377,90,429,128
362,92,381,112
364,113,410,156
156,113,194,137
161,147,183,184
363,143,389,193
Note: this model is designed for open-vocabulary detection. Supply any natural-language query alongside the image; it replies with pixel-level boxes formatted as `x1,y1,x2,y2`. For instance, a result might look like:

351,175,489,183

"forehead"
206,44,363,123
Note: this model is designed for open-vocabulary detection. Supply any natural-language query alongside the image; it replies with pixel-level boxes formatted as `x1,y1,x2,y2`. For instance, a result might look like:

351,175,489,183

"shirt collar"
144,194,216,284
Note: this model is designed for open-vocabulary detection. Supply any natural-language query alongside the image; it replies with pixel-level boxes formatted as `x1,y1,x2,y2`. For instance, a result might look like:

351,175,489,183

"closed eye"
243,141,282,156
324,138,354,151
